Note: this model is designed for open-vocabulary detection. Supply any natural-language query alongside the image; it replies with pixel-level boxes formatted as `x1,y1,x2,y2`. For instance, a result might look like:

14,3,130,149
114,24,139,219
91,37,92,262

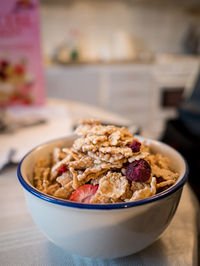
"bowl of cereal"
17,120,188,259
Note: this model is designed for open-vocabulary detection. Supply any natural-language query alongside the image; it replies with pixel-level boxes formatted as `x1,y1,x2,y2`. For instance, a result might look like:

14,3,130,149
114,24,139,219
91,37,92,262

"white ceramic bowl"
17,136,188,259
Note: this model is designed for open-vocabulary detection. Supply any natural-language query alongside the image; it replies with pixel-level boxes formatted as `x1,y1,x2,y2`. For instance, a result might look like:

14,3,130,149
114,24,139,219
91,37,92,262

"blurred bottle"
68,29,80,61
54,29,80,64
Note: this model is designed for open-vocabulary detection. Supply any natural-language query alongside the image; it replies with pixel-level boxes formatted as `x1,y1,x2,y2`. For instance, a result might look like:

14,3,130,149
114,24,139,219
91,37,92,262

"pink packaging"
0,0,45,107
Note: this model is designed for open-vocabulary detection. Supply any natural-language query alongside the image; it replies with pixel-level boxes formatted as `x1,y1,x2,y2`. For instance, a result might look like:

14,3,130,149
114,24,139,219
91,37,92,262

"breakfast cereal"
33,119,179,203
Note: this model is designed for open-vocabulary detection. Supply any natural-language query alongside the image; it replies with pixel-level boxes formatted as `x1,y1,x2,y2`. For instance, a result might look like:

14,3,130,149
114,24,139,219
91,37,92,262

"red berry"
126,159,151,182
10,95,20,103
58,165,67,173
69,184,98,203
129,140,141,152
14,64,24,75
0,60,9,69
22,97,32,105
0,71,7,80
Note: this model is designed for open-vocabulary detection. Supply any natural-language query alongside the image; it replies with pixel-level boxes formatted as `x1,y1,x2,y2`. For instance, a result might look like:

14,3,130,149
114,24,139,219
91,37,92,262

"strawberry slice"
69,184,98,203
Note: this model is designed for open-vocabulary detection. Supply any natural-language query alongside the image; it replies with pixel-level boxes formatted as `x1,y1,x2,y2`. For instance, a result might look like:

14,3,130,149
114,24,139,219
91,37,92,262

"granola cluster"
33,119,179,204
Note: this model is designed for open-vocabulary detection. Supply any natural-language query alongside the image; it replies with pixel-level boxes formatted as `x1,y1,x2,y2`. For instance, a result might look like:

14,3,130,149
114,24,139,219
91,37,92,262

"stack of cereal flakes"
33,119,179,204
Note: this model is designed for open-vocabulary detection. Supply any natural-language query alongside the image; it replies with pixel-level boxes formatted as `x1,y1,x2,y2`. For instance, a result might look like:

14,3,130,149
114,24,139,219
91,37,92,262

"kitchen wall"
40,0,200,61
41,0,200,139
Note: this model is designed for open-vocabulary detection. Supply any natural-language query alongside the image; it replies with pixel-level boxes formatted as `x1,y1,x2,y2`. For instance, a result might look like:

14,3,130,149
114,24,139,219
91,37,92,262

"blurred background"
42,0,200,136
1,0,200,197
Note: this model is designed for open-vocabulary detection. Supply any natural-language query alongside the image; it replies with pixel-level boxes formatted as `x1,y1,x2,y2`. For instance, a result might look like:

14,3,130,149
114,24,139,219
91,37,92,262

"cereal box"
0,0,45,107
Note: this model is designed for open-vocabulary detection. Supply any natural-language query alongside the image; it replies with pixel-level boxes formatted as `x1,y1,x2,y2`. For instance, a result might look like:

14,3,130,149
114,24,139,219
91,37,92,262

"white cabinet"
45,60,199,139
45,66,100,105
98,65,154,129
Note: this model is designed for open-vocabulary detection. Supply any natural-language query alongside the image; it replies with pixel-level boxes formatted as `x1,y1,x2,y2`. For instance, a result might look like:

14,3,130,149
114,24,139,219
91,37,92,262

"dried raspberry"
129,140,141,152
126,159,151,182
58,165,67,173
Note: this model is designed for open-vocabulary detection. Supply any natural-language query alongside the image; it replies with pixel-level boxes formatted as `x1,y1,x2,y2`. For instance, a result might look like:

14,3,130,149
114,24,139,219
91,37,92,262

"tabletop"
0,99,199,265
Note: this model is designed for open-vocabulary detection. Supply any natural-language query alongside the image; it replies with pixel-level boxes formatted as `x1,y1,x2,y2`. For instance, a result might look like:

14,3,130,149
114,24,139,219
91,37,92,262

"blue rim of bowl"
17,138,188,210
